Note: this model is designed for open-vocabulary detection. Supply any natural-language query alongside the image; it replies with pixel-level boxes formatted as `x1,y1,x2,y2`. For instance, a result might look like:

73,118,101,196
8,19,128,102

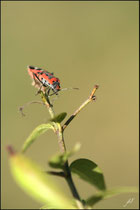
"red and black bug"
27,66,61,95
19,65,79,116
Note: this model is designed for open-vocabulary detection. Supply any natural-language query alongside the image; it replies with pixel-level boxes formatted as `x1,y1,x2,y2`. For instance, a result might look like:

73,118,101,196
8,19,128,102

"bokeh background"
1,1,139,209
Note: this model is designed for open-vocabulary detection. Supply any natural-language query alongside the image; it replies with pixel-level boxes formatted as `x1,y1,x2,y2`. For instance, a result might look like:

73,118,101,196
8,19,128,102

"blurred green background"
1,1,139,209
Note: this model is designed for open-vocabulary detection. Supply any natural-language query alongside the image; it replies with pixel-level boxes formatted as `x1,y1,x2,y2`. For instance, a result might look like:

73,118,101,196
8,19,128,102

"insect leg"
32,73,44,95
35,84,43,95
46,87,51,96
33,72,42,83
49,89,59,96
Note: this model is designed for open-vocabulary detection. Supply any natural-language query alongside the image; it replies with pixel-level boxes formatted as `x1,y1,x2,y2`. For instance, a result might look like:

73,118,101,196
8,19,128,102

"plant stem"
64,161,81,199
42,86,99,209
59,131,84,208
54,126,66,154
62,85,99,131
46,171,65,177
40,92,55,118
42,93,84,207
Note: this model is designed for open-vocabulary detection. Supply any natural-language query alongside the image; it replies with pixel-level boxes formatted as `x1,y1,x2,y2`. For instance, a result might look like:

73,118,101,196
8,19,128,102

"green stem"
62,85,99,131
64,161,81,200
41,86,99,209
40,92,55,118
52,118,83,207
60,132,84,208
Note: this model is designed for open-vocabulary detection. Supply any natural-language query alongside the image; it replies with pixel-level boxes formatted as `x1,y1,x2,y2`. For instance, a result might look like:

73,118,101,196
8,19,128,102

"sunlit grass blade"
7,148,77,209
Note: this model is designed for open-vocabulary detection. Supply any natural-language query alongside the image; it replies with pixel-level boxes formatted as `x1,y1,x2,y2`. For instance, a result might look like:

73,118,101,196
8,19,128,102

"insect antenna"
48,91,59,97
18,101,44,117
48,87,79,97
60,87,79,91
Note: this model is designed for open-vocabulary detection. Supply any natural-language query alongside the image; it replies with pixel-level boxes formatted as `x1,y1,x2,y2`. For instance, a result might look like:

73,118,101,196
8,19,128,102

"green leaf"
86,187,139,206
49,143,81,169
70,158,106,191
50,112,67,123
8,150,76,209
22,123,54,153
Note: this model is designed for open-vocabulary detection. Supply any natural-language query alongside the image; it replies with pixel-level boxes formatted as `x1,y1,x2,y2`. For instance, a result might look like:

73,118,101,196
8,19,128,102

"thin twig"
62,85,99,131
46,171,65,178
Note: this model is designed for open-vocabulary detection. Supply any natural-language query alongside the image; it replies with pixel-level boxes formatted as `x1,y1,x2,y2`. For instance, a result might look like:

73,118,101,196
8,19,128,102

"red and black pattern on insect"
27,66,61,95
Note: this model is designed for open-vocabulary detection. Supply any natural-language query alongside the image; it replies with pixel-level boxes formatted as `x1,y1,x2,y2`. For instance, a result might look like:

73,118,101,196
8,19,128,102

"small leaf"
22,123,54,153
86,187,139,206
49,143,81,169
50,112,67,123
49,153,66,169
70,158,106,191
8,149,76,209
